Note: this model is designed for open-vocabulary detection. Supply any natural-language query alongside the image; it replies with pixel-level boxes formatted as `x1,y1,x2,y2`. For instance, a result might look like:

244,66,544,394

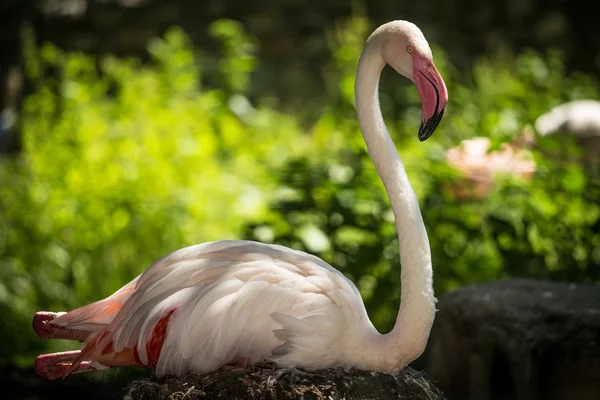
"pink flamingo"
33,20,448,379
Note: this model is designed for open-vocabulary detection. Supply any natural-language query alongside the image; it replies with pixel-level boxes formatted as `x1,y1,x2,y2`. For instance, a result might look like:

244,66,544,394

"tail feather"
51,302,118,331
51,278,138,330
64,328,144,377
64,330,111,376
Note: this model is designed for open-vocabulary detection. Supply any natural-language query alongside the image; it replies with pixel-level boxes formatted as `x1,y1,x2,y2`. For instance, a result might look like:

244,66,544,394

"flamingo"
445,137,536,199
535,100,600,175
33,20,448,380
535,100,600,139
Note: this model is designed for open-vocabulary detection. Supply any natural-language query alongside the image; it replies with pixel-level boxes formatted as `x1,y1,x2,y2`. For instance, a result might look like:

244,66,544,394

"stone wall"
424,279,600,400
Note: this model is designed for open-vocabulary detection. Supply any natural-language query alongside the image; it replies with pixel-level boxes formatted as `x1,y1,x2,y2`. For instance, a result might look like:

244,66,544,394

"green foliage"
1,17,599,364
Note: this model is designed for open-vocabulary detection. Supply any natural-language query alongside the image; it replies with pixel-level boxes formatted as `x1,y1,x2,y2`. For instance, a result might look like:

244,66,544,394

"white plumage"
116,241,368,376
535,100,600,138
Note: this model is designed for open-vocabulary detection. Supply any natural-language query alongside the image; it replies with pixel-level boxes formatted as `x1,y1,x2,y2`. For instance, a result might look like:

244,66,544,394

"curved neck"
355,38,435,368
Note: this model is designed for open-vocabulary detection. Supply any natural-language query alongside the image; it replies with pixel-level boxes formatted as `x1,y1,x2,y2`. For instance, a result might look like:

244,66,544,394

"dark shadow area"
2,365,152,400
490,346,517,400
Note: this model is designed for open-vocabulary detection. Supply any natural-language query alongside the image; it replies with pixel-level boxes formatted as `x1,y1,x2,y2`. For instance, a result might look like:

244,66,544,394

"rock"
123,365,445,400
424,278,600,400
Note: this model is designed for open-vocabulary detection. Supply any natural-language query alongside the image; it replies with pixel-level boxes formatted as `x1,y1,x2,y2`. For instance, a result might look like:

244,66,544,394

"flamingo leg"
252,360,277,369
35,351,102,380
219,359,278,373
33,312,90,342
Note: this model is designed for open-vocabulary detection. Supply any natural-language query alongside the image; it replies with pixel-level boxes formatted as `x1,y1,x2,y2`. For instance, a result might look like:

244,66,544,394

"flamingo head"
380,21,449,141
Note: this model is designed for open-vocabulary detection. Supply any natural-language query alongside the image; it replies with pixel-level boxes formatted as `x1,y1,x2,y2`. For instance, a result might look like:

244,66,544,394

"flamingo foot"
218,356,255,373
219,364,246,373
33,312,90,342
35,351,100,380
252,360,277,370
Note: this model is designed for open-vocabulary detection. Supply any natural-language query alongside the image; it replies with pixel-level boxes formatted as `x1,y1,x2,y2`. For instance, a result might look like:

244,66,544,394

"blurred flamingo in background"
535,100,600,175
535,100,600,139
445,136,536,199
33,20,448,379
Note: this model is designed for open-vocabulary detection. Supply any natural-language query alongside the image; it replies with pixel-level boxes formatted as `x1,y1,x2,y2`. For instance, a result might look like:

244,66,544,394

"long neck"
355,39,435,368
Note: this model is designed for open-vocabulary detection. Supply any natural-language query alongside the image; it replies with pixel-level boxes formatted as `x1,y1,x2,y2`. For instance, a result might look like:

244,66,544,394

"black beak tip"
418,125,432,142
418,108,445,142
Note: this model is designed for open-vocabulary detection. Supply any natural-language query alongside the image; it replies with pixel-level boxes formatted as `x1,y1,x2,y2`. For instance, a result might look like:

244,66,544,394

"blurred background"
1,0,599,399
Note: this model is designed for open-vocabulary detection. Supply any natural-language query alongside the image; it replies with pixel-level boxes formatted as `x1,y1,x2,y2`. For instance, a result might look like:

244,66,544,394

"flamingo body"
41,241,377,377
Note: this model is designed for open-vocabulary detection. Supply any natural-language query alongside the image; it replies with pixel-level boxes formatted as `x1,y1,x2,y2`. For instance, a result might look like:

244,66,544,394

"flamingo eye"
407,46,413,53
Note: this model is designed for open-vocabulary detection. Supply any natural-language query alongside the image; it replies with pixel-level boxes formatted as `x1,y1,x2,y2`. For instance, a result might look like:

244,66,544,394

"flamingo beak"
413,56,448,141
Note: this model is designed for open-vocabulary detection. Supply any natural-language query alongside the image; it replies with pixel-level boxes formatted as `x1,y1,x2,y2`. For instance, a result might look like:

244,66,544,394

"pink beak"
412,54,449,141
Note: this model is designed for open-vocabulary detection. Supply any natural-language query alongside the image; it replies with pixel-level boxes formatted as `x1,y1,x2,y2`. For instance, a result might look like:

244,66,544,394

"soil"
124,365,445,400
